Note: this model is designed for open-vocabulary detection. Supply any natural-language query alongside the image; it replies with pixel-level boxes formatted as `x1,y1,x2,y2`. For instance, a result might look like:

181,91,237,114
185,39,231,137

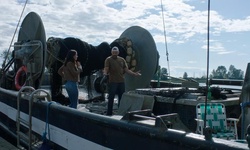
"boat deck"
0,136,17,150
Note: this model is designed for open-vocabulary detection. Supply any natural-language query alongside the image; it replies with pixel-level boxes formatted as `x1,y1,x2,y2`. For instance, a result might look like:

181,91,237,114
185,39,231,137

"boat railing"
16,86,51,150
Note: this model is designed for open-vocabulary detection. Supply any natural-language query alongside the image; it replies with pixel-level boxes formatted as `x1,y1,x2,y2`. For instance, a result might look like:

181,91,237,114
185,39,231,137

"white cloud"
0,0,249,77
188,61,197,64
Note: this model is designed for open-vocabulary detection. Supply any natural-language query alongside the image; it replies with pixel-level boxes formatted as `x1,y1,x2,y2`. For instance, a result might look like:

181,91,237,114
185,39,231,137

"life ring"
15,66,27,90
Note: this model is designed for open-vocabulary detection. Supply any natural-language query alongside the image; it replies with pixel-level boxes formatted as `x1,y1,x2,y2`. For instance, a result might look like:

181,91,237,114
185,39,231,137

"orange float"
15,66,27,90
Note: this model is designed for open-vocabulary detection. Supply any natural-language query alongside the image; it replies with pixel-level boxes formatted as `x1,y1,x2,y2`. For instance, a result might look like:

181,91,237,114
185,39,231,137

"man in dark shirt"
104,46,141,115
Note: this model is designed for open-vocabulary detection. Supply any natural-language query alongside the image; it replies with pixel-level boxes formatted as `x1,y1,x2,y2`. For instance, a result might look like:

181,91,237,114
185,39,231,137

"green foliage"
210,65,243,79
211,65,227,79
0,49,12,68
152,66,169,81
161,67,168,80
0,49,11,62
152,64,244,81
183,72,188,79
227,65,244,79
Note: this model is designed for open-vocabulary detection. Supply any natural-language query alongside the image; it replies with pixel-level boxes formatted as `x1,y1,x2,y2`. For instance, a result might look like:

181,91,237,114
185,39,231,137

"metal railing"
16,86,51,150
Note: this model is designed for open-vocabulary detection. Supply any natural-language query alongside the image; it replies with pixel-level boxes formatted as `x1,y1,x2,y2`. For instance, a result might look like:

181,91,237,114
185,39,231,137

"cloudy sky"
0,0,250,77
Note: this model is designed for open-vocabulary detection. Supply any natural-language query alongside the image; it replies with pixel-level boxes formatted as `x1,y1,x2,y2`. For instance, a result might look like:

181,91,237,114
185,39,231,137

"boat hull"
0,87,248,150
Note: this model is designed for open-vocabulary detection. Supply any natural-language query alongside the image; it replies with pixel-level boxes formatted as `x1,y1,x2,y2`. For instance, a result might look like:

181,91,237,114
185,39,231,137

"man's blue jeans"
65,81,79,108
107,82,125,115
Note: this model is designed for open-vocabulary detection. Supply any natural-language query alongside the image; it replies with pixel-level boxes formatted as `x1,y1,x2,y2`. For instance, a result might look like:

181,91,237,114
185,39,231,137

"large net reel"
119,26,159,91
0,12,46,90
94,26,159,93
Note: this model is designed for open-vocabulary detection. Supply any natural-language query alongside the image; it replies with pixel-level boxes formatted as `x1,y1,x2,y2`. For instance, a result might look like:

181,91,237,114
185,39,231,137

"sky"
0,0,250,78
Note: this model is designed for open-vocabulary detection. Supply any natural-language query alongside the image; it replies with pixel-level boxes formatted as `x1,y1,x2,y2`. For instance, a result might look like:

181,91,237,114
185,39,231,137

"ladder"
16,86,52,150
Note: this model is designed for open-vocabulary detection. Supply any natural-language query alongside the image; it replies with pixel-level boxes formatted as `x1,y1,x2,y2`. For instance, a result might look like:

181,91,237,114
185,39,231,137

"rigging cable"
160,0,170,77
2,0,28,68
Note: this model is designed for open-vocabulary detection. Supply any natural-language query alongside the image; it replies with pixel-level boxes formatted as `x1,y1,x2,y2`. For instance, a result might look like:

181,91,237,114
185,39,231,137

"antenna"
204,0,211,131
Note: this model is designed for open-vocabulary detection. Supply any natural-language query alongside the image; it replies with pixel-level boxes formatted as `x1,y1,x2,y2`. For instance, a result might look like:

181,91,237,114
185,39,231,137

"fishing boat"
0,7,249,150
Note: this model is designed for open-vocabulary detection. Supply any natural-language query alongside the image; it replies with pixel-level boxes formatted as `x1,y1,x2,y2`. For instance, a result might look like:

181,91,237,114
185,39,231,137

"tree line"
209,65,244,79
153,65,244,81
